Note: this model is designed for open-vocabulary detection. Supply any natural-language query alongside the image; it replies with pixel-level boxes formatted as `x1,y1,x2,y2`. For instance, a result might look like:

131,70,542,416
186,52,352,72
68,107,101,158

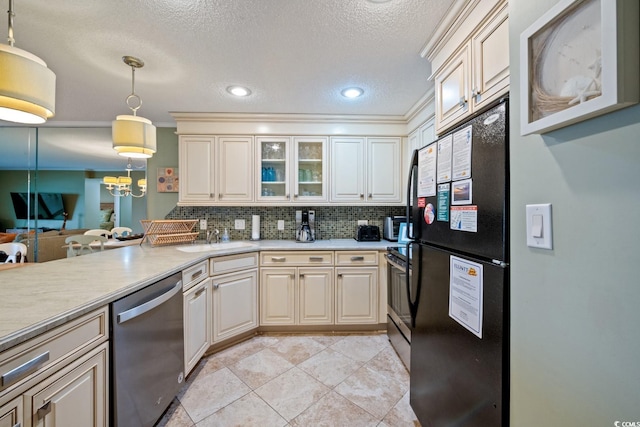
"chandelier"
0,0,56,124
102,158,147,198
112,56,156,158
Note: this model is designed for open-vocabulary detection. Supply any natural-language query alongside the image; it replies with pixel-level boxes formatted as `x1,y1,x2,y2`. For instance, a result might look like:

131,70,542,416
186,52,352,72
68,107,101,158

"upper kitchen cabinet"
330,137,402,204
424,0,509,135
256,136,328,203
293,137,328,203
179,135,254,205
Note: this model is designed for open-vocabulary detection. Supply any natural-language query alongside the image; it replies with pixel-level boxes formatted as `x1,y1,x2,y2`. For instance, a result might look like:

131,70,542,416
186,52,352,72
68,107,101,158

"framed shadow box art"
520,0,639,135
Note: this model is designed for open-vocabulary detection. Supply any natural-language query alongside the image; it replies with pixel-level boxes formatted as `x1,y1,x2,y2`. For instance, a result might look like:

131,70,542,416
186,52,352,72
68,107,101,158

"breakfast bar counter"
0,239,391,352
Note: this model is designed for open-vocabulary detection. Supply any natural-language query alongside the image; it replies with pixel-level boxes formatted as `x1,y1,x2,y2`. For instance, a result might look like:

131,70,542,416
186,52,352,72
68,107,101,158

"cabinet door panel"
367,138,401,202
212,270,258,342
0,397,22,427
257,137,290,202
260,268,296,325
472,4,509,110
435,44,471,134
335,267,378,324
179,137,215,202
184,279,211,375
299,267,333,325
330,137,365,202
28,345,107,427
293,137,328,202
218,136,254,202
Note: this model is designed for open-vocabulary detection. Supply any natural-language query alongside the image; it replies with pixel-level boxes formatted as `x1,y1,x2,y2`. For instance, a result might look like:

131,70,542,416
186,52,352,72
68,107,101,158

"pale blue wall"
146,127,180,220
509,1,640,425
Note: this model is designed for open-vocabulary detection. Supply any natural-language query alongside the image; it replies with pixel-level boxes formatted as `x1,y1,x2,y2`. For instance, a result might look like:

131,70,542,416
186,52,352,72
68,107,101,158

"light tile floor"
156,333,421,427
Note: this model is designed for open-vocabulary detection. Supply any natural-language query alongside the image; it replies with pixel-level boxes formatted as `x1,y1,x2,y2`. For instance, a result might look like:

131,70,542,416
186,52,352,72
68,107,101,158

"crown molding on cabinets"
405,86,436,135
171,112,409,137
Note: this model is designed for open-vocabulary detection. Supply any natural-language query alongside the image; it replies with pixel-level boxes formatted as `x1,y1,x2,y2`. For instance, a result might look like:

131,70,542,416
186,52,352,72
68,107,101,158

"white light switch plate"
235,219,245,230
199,219,207,229
277,220,285,230
526,204,552,249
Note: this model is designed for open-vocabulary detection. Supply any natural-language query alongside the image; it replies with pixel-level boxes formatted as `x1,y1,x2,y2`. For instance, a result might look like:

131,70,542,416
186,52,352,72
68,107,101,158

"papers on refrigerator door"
436,134,453,183
449,256,483,338
452,125,472,181
417,143,437,197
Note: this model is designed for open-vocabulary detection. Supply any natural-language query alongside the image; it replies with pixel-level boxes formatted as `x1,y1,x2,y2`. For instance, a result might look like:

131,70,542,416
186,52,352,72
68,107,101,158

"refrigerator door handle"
492,259,509,268
407,242,421,328
406,149,419,240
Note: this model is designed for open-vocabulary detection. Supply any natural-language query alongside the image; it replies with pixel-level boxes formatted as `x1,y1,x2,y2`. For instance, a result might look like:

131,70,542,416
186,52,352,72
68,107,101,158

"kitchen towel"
251,215,260,240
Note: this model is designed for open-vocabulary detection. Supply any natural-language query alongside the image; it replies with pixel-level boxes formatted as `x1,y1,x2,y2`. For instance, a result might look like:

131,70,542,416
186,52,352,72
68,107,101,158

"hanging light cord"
7,0,15,46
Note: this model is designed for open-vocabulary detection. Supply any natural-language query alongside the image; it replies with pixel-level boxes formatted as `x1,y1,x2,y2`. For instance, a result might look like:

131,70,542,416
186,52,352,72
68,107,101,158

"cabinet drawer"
260,251,333,266
210,252,258,276
182,260,209,291
334,251,379,266
0,307,108,394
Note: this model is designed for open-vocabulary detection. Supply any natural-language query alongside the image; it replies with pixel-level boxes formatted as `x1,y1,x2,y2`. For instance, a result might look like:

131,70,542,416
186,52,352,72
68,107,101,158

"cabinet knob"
286,194,290,199
337,273,343,278
294,194,299,198
368,193,372,198
360,194,364,199
213,283,220,290
218,193,222,199
209,193,214,198
299,274,304,278
459,96,468,108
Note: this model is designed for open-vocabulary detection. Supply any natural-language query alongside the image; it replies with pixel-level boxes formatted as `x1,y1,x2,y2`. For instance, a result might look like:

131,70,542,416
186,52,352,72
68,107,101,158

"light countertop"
0,239,393,352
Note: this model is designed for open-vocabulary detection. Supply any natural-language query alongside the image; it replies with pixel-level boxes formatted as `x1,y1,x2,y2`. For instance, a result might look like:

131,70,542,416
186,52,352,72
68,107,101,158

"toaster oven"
383,216,407,241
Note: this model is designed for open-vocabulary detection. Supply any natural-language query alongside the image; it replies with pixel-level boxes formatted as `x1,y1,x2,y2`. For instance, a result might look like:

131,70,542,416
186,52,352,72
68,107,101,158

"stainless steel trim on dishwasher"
116,281,182,324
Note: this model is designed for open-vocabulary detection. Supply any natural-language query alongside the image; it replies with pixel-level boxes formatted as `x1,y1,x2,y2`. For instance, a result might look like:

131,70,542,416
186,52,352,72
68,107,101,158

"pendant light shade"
112,115,157,158
112,55,156,158
0,2,56,124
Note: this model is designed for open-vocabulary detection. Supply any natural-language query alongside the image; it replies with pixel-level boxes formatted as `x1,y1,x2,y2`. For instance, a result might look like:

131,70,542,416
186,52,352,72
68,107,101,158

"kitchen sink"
175,241,257,253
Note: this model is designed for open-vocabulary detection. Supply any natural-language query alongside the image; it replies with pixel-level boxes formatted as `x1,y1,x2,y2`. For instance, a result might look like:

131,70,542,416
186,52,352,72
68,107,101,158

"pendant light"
0,0,56,124
112,56,156,159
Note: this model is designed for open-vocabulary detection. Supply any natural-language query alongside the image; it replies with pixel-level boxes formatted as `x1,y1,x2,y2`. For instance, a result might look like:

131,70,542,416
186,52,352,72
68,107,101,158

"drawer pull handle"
309,256,324,261
350,256,365,261
194,287,206,298
37,401,52,420
191,269,204,280
299,274,305,278
272,257,286,262
1,351,50,387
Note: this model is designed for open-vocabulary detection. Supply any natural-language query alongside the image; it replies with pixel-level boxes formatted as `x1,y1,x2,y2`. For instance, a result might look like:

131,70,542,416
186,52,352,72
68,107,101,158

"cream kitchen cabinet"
256,136,329,203
24,344,107,427
183,278,211,376
260,251,334,326
330,137,402,203
335,251,379,324
0,308,109,427
179,135,254,204
432,0,509,134
260,267,334,326
210,253,259,343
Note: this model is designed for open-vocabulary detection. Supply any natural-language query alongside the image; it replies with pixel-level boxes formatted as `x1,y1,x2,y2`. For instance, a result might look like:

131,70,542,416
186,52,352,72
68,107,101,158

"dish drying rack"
140,220,199,246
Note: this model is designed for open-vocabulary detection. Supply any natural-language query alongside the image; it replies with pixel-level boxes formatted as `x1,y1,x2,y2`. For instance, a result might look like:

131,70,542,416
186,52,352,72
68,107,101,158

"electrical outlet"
235,219,245,230
277,220,285,230
199,219,207,229
357,220,368,226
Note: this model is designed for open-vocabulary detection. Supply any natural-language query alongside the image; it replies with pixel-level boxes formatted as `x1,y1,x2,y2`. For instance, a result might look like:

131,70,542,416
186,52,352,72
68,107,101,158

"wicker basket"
140,220,199,246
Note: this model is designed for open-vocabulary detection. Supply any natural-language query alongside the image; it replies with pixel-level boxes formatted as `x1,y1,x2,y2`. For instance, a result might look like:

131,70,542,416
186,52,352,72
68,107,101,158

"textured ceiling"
0,0,456,169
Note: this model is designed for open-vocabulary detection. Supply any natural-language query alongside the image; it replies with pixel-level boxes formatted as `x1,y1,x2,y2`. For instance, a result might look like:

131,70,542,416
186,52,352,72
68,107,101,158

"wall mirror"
0,127,147,261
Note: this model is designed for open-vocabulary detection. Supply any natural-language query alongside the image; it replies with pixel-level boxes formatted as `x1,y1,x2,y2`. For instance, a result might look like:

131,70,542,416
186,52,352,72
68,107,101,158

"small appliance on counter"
383,216,407,241
295,210,316,242
355,225,380,242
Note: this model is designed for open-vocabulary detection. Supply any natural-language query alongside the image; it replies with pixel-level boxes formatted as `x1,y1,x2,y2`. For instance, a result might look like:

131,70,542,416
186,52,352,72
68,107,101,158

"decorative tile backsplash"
166,205,405,240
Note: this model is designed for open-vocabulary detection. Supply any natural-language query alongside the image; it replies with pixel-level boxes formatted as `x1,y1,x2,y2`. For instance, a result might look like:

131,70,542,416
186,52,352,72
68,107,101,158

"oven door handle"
117,281,182,324
384,254,406,272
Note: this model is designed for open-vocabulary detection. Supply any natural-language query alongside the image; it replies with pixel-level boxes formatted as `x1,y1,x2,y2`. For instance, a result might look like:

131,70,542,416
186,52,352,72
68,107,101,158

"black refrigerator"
408,98,509,426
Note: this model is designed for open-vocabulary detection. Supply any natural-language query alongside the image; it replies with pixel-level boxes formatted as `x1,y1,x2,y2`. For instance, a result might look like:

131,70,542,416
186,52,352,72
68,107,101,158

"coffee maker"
295,210,316,242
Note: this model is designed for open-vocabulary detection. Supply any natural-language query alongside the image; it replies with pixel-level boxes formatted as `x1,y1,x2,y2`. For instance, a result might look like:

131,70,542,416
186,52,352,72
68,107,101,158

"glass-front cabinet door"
257,137,290,202
293,137,328,203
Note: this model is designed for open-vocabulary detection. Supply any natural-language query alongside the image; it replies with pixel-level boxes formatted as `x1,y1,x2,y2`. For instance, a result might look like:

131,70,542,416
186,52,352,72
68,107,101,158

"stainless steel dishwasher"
111,271,184,427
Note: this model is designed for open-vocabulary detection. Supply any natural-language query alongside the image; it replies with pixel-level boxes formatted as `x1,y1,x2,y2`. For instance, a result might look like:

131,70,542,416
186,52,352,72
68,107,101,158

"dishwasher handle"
117,281,182,324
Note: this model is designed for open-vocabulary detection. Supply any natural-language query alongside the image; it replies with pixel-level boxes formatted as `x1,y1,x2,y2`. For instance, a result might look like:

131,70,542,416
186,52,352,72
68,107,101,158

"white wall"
509,1,640,425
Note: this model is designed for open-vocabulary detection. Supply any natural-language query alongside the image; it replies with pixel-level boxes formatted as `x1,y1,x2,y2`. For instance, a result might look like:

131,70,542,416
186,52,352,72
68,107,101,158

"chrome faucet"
206,229,220,244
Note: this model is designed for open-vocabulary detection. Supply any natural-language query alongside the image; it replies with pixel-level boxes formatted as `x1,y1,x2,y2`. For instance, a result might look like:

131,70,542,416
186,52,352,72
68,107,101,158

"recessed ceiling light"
341,87,364,98
227,86,251,97
367,0,392,3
